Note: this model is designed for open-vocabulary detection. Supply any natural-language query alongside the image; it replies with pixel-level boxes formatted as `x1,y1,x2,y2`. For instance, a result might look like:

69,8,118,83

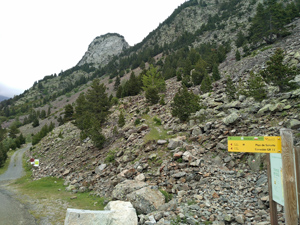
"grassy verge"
11,158,107,224
0,150,15,175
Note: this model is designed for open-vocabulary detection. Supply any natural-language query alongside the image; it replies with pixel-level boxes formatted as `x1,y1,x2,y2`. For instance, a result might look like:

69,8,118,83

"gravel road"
0,145,37,225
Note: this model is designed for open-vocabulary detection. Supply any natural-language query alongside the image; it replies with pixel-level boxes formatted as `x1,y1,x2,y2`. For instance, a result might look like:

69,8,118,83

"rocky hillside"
2,1,300,223
77,33,129,67
29,20,300,222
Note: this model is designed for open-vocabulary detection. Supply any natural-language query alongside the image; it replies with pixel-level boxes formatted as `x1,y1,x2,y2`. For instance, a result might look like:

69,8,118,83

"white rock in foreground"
64,201,137,225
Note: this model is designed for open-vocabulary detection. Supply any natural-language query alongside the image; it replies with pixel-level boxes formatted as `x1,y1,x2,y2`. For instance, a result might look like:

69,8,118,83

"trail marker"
228,136,281,153
34,159,39,167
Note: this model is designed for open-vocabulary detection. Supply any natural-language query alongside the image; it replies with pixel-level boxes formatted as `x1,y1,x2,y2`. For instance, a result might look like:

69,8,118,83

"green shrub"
153,117,161,125
159,189,173,203
105,151,115,163
171,86,201,122
134,118,141,126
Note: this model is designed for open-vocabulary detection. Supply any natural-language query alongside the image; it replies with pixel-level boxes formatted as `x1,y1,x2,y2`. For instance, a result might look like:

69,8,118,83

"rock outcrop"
77,33,129,67
64,201,138,225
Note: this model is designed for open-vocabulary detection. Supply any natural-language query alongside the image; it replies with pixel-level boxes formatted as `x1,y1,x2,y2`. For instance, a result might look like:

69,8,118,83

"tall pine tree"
260,48,298,92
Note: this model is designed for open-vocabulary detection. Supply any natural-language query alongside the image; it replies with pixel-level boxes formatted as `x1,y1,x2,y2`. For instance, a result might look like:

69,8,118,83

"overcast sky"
0,0,186,97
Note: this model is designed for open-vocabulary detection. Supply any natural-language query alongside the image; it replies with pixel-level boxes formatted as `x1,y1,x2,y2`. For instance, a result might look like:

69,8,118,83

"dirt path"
0,145,37,225
0,144,31,181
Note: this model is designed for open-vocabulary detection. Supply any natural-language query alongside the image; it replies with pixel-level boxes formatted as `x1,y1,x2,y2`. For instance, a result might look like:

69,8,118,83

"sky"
0,0,187,97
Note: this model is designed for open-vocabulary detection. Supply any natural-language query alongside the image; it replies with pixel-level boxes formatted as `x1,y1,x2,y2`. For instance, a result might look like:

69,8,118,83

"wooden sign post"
295,146,300,218
228,130,300,224
280,129,298,225
267,154,278,225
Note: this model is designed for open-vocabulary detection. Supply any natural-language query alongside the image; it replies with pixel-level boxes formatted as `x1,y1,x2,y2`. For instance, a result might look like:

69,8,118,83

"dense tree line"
0,122,26,167
32,122,55,145
249,0,300,46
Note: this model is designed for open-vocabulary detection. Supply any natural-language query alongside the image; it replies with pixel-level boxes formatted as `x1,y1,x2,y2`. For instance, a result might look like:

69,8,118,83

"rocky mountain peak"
77,33,129,67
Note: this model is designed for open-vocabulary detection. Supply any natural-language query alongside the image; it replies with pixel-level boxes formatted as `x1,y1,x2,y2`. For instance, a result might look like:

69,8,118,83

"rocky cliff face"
77,33,129,67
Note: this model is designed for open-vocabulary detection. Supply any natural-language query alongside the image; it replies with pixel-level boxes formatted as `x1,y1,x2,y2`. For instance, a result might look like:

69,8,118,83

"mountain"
1,1,300,223
0,95,9,102
77,33,130,67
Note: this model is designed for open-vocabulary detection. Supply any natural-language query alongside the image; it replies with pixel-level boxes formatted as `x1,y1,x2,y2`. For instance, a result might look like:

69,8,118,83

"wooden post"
294,146,300,219
280,128,298,224
267,154,278,225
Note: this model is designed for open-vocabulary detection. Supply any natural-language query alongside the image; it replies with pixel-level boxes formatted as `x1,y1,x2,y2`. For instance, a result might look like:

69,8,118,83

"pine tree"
32,118,39,127
192,58,207,85
212,64,221,81
260,48,298,92
0,126,6,142
127,72,141,96
235,31,246,48
250,1,288,45
114,76,120,90
142,65,166,92
0,143,8,167
235,50,241,61
64,104,74,122
40,110,46,119
85,79,110,124
225,76,237,101
200,74,212,93
142,65,166,104
9,124,20,138
247,71,267,101
118,111,125,127
171,86,200,122
74,79,111,148
116,86,123,98
145,86,160,105
47,107,51,117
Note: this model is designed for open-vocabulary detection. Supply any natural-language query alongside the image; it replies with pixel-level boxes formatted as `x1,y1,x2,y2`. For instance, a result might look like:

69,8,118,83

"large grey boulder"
293,74,300,85
64,201,137,225
104,201,138,225
167,138,183,150
286,119,300,130
95,164,107,174
222,112,239,125
127,187,165,214
257,104,272,115
269,103,285,112
112,180,147,200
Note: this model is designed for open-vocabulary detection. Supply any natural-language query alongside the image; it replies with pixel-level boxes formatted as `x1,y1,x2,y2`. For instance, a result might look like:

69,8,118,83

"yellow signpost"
228,136,282,153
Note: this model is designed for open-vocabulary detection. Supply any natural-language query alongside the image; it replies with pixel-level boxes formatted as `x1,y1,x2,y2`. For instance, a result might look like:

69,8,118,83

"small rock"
157,140,167,145
235,214,245,224
172,172,186,178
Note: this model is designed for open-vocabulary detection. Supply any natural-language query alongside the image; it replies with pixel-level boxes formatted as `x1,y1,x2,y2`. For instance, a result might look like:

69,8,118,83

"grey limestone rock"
77,33,129,67
286,119,300,130
127,187,165,214
64,201,138,225
222,112,239,125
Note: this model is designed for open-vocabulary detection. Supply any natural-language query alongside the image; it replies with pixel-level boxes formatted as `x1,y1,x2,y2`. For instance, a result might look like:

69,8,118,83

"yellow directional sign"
228,136,282,153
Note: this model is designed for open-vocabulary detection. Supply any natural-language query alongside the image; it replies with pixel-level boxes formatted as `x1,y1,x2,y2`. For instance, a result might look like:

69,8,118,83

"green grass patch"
0,150,15,175
142,114,172,143
11,158,108,223
13,171,106,210
159,189,173,203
